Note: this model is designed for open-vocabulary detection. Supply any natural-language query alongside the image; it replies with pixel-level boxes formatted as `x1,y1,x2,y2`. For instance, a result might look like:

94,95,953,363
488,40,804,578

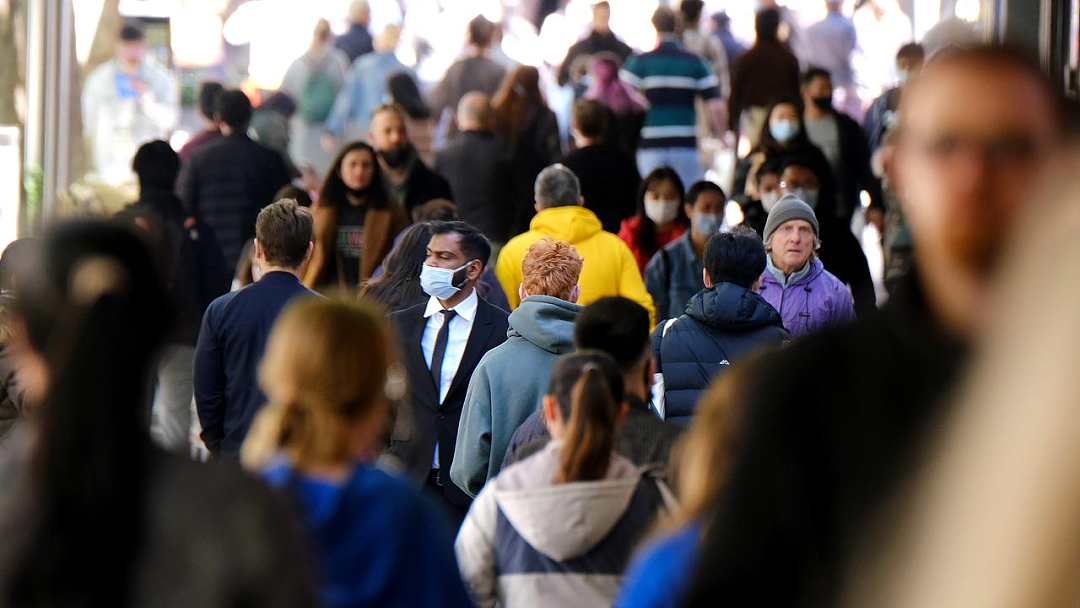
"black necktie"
429,309,458,402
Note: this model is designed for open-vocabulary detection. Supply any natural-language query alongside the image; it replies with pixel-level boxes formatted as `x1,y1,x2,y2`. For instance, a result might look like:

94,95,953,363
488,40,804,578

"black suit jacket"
388,295,509,506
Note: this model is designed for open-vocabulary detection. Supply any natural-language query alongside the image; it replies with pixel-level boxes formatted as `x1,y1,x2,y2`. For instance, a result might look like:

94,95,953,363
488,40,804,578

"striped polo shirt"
619,37,720,149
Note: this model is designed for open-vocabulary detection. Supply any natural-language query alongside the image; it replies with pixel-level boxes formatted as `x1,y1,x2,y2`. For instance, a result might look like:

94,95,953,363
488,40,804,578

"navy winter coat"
652,283,790,424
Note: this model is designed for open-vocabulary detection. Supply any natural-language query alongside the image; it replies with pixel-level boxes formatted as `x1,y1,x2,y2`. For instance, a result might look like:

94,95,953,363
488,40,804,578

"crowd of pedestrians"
0,1,1072,606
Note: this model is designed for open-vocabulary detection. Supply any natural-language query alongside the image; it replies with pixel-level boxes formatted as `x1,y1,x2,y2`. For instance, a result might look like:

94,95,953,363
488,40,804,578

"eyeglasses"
780,180,818,191
914,133,1043,167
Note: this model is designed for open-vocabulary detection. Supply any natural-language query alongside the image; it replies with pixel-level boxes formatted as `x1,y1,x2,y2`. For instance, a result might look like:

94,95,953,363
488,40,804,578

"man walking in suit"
389,221,509,525
194,199,316,457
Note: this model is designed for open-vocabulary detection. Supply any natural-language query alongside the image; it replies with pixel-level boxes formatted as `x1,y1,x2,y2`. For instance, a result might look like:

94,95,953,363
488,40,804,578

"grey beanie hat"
762,194,820,244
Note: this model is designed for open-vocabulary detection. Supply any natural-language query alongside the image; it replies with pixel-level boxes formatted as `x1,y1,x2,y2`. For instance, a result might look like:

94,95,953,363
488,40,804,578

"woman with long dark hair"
492,65,562,234
358,222,433,312
455,350,672,607
0,221,315,606
618,167,689,273
304,141,410,290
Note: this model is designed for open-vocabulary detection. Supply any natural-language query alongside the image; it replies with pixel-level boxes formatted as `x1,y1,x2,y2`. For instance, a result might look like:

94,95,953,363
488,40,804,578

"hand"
130,77,148,96
321,134,338,152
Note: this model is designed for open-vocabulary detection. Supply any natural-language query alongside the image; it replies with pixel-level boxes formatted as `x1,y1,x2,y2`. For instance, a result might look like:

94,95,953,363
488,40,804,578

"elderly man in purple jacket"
756,194,855,338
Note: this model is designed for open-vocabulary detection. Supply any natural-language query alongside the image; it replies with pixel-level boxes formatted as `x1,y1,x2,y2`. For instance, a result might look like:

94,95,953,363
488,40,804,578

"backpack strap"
650,318,678,420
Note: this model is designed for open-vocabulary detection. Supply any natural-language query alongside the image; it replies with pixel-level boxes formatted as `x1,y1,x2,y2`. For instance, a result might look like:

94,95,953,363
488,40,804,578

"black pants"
424,469,469,531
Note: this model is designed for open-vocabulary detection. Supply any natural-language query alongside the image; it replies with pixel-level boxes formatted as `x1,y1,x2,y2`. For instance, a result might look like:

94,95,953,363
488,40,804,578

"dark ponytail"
2,221,170,605
549,351,624,484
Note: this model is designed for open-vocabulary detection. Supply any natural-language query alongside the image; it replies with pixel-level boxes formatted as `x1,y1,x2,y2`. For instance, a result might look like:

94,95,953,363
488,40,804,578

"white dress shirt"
420,289,478,468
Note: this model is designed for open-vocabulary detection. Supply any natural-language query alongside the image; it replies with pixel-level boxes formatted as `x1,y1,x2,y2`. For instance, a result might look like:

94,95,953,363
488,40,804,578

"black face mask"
379,146,410,169
451,262,474,289
812,96,833,111
345,185,369,199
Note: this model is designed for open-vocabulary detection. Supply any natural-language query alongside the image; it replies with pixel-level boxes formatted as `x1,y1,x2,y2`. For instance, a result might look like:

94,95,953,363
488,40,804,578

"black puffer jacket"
652,283,790,424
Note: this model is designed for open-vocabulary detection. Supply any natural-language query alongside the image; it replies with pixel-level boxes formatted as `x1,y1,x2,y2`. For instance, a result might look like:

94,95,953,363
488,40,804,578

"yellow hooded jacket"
496,205,656,324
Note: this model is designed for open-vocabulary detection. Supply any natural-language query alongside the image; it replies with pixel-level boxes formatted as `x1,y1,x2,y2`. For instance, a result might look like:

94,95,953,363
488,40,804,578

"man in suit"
194,200,316,457
178,89,292,280
389,221,509,524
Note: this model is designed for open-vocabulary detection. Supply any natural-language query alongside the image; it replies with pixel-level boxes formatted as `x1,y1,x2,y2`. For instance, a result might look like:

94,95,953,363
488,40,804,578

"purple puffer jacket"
756,258,856,339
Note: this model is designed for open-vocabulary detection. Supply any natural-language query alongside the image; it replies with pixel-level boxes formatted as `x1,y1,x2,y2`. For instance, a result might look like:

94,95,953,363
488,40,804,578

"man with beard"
683,46,1065,606
368,104,453,214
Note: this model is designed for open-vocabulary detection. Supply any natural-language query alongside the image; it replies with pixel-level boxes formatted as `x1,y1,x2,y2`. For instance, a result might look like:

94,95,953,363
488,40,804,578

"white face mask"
420,262,471,300
644,198,680,225
760,190,781,213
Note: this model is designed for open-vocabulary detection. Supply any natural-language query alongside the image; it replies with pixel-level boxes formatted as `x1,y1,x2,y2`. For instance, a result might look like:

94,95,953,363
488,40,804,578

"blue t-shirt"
263,460,472,608
616,521,702,608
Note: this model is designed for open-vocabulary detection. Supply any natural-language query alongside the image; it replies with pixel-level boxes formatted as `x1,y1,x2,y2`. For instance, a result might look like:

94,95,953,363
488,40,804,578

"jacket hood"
508,296,582,354
686,282,784,331
529,206,603,245
492,441,641,562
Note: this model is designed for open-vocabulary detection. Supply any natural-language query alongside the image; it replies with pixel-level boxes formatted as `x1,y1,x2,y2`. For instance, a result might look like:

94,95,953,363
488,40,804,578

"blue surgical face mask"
420,262,471,300
786,188,819,209
692,212,721,236
770,119,800,143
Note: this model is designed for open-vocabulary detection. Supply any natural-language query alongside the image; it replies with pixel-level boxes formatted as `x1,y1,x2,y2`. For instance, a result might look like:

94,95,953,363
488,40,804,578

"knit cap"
762,194,819,244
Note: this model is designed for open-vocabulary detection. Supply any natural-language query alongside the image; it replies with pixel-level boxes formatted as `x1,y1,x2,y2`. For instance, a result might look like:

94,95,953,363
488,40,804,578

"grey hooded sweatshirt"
450,295,582,497
455,440,672,608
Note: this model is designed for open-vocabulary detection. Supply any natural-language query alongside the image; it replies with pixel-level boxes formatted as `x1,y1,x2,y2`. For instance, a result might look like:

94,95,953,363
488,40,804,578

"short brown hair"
652,6,678,34
572,99,608,139
468,14,495,48
521,238,583,301
255,199,313,268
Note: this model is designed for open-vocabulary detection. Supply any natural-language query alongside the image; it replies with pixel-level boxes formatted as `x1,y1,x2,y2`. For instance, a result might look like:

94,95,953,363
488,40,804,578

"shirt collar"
766,255,814,288
626,394,651,412
676,232,698,261
424,288,479,322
